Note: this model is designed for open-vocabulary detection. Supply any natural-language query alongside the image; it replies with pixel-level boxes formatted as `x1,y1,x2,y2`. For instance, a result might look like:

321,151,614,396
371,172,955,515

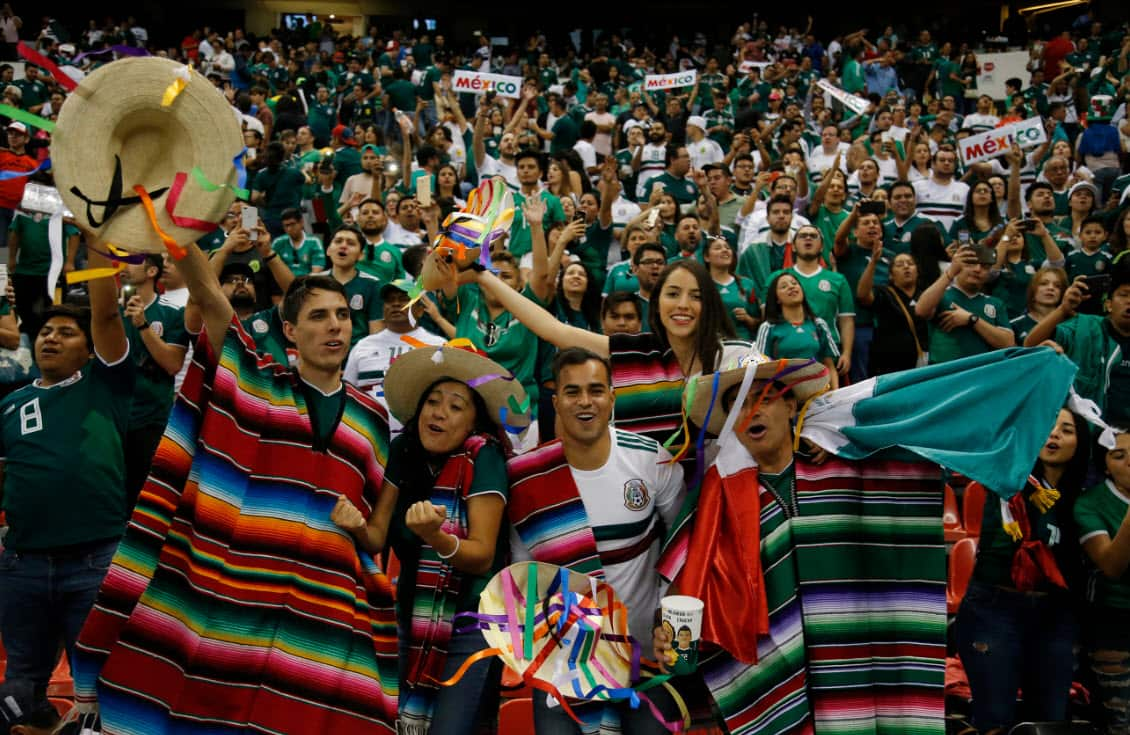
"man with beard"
736,173,811,254
738,195,806,300
634,121,668,200
383,197,428,248
119,254,191,504
913,146,969,232
884,180,934,256
354,198,405,284
1023,182,1076,264
208,217,294,310
473,103,522,190
629,242,667,332
1040,155,1073,216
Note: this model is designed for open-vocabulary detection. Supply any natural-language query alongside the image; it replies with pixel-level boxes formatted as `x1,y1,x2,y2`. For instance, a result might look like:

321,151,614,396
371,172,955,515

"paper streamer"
72,45,149,64
0,156,50,181
66,263,123,284
164,172,224,232
18,42,77,92
0,104,55,133
162,64,192,107
46,210,63,301
190,165,250,202
133,185,186,260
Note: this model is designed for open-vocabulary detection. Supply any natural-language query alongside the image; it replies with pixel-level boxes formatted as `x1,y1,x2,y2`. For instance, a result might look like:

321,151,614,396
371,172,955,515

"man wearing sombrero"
654,345,1085,735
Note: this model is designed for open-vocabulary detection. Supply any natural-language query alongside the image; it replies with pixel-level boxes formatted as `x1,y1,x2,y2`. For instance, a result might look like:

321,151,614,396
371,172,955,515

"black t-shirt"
870,285,929,376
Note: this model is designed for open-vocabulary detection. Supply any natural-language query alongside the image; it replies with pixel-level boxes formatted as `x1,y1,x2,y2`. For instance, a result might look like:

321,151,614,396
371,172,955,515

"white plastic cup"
660,595,704,664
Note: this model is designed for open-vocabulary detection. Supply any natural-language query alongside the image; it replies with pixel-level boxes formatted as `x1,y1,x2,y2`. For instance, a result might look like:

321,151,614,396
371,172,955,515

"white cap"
686,116,707,132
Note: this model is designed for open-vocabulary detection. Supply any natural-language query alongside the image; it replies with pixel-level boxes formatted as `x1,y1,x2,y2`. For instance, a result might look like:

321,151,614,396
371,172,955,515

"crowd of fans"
0,5,1128,734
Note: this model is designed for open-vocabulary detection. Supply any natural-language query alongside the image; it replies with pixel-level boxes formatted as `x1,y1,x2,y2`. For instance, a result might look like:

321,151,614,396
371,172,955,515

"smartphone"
241,205,259,239
859,200,886,216
0,264,8,304
417,175,433,208
121,283,136,307
1016,218,1039,232
573,210,586,223
645,209,660,229
1082,273,1111,296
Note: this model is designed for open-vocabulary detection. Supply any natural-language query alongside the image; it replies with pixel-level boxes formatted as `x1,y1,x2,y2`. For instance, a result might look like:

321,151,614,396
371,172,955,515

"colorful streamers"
132,184,186,260
164,173,224,232
433,177,515,261
161,64,192,107
0,104,55,133
188,165,249,202
18,42,77,92
65,263,123,284
71,45,150,64
0,157,51,181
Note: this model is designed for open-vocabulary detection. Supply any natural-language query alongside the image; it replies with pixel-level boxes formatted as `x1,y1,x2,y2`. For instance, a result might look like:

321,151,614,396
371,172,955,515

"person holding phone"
1025,263,1130,429
1065,216,1113,315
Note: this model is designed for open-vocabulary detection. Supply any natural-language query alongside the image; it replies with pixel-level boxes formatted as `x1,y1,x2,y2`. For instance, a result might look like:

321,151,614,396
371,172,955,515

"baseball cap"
686,116,707,132
0,679,60,730
332,124,357,143
7,121,27,134
380,277,415,300
1068,180,1099,201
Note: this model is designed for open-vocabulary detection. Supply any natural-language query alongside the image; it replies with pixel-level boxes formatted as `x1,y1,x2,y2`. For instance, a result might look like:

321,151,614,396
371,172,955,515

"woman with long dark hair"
331,343,525,735
955,408,1090,733
754,271,839,389
948,180,1004,246
704,237,759,340
553,257,601,332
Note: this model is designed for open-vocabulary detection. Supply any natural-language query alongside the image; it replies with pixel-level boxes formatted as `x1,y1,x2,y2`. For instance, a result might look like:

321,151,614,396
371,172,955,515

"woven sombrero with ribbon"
441,562,689,730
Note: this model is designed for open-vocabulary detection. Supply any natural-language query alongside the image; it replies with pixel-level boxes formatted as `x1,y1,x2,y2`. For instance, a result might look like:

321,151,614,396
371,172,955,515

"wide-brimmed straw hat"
383,340,531,430
52,56,243,253
685,347,830,436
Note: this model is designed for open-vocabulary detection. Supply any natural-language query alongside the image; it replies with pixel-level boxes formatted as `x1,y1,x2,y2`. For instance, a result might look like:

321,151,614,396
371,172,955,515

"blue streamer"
232,148,248,193
0,157,50,181
691,372,722,489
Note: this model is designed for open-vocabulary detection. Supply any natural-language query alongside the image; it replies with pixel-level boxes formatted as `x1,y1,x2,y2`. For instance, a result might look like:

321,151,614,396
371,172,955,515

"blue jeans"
398,626,501,735
849,325,874,384
0,539,118,696
531,682,679,735
955,580,1079,731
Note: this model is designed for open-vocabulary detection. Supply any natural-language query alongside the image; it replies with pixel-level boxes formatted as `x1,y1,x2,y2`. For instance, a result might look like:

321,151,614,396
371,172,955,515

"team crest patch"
624,479,649,511
1097,260,1106,271
818,279,832,292
381,251,392,263
149,321,164,337
253,319,269,334
351,294,364,310
984,304,997,319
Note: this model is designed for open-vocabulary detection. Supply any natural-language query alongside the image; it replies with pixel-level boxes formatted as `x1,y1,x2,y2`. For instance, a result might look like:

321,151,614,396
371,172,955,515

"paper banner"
47,211,63,301
816,79,869,116
644,71,697,92
451,70,522,99
958,116,1047,166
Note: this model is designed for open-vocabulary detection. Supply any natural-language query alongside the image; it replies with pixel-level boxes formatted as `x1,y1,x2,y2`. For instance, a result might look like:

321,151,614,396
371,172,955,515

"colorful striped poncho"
73,317,400,734
660,438,947,735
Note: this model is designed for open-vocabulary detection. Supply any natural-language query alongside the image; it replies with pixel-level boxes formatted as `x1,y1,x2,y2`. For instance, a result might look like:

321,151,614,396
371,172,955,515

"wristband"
264,252,279,263
140,320,151,331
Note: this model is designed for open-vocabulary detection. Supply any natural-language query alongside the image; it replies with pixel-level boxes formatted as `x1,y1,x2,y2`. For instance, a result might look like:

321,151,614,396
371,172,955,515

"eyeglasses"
223,275,251,286
637,258,666,267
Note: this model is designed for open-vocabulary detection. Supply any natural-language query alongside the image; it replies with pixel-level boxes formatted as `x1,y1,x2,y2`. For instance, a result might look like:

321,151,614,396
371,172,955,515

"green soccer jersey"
242,306,293,367
122,295,190,429
338,270,384,346
884,215,935,255
574,219,614,289
197,227,228,253
784,266,855,343
298,380,346,447
642,172,699,210
356,238,405,285
714,275,759,341
703,107,735,149
755,318,838,363
508,190,566,259
441,284,544,417
307,102,337,143
0,356,136,550
1010,311,1039,344
1066,246,1113,281
272,234,326,276
1076,480,1130,610
550,115,580,155
836,243,893,328
1024,221,1074,265
9,213,77,276
252,166,306,223
927,287,1010,364
812,205,850,264
990,259,1039,321
603,261,639,296
14,78,48,110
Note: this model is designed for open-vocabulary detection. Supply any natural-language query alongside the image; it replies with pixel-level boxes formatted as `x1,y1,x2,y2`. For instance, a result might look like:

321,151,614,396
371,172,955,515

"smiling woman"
331,341,528,735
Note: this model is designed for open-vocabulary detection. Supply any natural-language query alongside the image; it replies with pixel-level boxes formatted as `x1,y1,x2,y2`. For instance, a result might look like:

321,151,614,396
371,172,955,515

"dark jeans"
0,539,118,698
1083,605,1130,735
849,324,874,384
12,272,50,339
124,424,166,510
955,580,1079,731
398,626,501,735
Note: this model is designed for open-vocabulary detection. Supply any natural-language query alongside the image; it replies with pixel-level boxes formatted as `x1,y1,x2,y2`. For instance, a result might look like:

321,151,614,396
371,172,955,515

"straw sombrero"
477,562,635,700
685,348,831,436
383,340,531,431
52,56,243,253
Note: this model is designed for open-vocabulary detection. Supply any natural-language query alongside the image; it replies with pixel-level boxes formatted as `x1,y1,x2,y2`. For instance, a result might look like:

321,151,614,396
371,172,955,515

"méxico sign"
644,71,698,91
959,117,1047,166
452,70,523,98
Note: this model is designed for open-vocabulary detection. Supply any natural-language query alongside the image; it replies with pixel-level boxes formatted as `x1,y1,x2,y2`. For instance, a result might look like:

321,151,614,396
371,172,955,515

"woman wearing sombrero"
650,345,1086,735
331,340,529,735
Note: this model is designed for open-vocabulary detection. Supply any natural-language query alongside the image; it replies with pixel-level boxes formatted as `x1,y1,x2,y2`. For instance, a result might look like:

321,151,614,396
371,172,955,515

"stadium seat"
947,537,978,614
499,697,535,734
963,482,987,538
943,484,965,543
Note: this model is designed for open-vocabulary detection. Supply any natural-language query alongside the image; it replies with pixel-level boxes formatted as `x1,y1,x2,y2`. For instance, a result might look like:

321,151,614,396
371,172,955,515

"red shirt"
1042,35,1074,80
0,150,38,209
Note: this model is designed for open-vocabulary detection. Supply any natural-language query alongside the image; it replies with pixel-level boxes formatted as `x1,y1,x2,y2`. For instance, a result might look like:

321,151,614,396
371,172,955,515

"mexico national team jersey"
913,178,970,232
342,327,445,415
509,428,685,639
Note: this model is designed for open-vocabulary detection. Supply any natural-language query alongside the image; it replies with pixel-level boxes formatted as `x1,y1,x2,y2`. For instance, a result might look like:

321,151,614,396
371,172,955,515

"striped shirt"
913,177,970,231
